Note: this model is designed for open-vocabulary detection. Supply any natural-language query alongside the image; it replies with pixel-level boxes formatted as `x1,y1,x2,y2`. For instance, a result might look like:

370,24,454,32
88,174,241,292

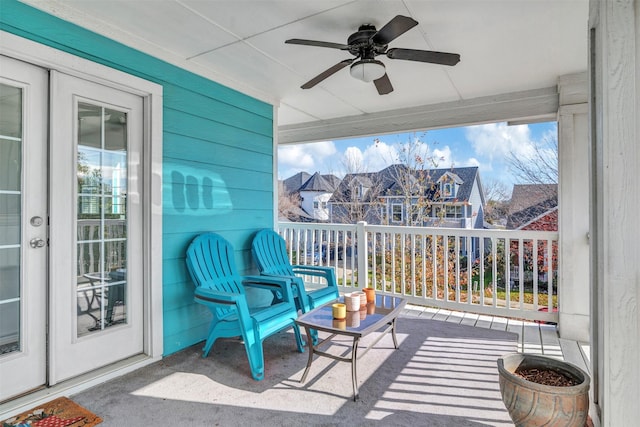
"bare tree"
483,178,510,226
507,133,558,186
277,188,303,221
381,133,443,226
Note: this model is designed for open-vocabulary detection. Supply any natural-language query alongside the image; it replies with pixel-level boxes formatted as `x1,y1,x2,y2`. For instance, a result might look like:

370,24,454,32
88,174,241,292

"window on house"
392,204,403,222
313,201,319,209
445,205,463,218
442,182,454,197
321,201,327,209
424,205,433,217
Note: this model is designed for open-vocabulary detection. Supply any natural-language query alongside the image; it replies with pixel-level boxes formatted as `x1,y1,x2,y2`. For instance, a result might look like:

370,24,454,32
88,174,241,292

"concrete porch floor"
62,306,588,427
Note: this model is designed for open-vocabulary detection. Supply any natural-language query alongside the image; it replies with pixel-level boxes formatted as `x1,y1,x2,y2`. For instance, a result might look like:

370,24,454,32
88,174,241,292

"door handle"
29,238,46,248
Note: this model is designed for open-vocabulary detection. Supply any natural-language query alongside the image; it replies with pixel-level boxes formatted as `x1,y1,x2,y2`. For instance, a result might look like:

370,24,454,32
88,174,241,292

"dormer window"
442,182,454,197
438,172,463,199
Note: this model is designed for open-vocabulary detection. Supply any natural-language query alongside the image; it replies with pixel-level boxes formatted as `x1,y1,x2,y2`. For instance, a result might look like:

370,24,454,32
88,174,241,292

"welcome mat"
1,397,102,427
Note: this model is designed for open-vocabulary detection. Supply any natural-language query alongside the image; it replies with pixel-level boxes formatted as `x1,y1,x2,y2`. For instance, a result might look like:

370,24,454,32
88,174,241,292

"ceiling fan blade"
387,48,460,66
301,59,354,89
285,38,350,50
371,15,418,45
374,73,393,95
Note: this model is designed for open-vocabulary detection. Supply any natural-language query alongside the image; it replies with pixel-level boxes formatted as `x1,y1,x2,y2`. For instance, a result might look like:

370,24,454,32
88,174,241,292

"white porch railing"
277,221,559,323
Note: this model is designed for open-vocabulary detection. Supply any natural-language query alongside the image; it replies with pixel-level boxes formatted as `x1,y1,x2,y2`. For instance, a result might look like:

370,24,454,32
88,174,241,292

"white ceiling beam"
278,86,559,144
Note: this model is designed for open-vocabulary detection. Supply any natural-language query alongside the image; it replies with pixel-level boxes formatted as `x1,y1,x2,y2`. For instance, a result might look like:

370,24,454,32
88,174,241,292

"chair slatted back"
252,229,295,276
186,233,245,317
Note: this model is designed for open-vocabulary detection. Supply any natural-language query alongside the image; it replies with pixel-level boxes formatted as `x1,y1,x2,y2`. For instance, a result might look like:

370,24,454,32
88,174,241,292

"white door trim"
0,30,162,417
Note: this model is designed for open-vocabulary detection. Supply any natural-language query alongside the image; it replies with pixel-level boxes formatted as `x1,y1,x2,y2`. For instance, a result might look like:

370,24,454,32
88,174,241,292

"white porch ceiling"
22,0,588,143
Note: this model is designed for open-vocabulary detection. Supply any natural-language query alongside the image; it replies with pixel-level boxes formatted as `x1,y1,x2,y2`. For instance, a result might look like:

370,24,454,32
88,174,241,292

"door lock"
29,238,46,248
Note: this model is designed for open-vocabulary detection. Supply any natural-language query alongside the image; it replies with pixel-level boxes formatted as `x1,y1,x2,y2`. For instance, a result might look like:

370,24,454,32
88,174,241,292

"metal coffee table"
295,294,407,401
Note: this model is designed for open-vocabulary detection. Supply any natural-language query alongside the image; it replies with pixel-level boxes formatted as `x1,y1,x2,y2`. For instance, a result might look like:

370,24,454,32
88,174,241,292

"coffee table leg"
351,337,360,401
391,318,399,349
300,326,314,383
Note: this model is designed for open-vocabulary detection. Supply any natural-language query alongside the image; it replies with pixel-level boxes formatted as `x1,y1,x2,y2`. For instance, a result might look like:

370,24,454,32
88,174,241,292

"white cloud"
465,122,535,162
277,140,337,178
432,146,453,167
361,140,398,171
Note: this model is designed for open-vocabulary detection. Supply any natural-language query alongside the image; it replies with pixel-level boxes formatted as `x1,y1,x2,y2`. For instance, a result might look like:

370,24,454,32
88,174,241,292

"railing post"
356,221,368,289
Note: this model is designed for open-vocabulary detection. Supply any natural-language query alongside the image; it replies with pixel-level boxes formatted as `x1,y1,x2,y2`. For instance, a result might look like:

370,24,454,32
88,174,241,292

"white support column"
590,0,640,425
557,72,590,342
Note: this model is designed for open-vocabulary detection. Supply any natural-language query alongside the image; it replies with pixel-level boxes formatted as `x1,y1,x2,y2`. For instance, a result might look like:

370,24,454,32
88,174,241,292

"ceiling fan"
286,15,460,95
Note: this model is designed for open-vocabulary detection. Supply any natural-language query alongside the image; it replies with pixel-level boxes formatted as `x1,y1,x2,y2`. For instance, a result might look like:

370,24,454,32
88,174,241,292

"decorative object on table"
344,292,361,311
353,291,367,308
332,302,346,320
497,353,590,427
363,287,376,303
1,396,102,427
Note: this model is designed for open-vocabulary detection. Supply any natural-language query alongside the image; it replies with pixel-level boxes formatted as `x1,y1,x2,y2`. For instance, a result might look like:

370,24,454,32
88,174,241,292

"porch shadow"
71,316,518,426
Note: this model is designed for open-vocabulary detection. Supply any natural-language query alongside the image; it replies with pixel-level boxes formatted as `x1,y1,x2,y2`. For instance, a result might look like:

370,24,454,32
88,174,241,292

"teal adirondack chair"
185,232,304,381
251,229,340,313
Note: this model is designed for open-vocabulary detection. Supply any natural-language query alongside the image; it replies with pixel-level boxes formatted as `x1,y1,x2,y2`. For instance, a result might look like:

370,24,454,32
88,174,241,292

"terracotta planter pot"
497,353,590,427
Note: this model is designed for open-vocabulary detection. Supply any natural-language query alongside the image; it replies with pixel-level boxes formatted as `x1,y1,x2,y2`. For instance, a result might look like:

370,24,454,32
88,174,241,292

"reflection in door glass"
76,102,128,336
0,83,22,355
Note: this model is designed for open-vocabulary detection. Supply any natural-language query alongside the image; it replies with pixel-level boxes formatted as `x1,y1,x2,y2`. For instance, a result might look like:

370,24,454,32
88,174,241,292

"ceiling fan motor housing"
347,25,387,57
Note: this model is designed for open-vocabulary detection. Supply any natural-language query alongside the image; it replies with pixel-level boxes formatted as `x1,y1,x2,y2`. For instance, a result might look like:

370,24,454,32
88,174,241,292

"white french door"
0,55,48,402
49,71,144,384
0,56,145,400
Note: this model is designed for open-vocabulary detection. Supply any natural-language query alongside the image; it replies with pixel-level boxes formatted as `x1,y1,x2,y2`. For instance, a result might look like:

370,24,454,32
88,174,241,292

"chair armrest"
291,265,337,287
242,275,296,303
194,287,241,305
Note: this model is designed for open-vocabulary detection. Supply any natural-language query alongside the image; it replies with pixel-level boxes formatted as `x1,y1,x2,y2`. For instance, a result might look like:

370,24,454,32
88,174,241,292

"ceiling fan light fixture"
350,59,385,82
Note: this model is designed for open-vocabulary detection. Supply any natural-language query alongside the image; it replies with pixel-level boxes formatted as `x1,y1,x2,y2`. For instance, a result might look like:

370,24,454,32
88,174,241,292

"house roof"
281,172,310,194
330,165,482,204
298,172,339,192
283,171,341,194
506,183,558,229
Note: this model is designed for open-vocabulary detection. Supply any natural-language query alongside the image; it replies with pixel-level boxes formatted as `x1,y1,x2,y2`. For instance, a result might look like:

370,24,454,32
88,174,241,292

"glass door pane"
76,102,128,336
0,83,23,355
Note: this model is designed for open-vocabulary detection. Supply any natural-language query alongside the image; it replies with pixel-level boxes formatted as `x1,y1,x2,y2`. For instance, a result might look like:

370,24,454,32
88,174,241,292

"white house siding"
300,190,331,221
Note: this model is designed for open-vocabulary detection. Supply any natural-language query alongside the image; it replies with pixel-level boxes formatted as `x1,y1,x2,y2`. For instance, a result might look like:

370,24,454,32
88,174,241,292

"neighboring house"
281,172,340,222
506,184,558,230
329,165,486,229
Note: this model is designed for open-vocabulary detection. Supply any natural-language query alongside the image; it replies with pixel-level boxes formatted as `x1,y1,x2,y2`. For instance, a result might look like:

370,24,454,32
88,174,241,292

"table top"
295,294,406,338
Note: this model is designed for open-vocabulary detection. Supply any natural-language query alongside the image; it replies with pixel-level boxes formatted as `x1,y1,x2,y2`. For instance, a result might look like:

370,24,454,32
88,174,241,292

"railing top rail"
277,221,558,239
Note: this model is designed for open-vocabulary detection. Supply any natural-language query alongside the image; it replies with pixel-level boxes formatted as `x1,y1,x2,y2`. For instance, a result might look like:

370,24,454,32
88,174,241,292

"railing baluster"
276,222,558,323
518,238,524,310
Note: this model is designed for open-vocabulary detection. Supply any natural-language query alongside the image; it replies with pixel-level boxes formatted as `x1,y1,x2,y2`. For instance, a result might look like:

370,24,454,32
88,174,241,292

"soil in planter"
515,367,579,386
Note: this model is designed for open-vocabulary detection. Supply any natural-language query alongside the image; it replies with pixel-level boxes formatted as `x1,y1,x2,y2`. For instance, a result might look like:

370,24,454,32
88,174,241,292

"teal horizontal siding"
164,108,273,153
163,134,272,172
163,85,272,137
2,0,275,357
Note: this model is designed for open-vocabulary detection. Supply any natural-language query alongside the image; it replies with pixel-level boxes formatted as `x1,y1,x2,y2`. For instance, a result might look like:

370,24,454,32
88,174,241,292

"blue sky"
278,121,557,196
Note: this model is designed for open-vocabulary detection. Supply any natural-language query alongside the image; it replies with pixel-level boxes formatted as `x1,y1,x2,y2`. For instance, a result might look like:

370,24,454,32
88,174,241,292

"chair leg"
242,335,265,381
291,322,305,353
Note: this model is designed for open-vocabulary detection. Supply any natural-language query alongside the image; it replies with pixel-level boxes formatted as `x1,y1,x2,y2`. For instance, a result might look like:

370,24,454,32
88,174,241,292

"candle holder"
353,291,367,309
363,287,376,303
344,293,361,312
332,303,346,320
